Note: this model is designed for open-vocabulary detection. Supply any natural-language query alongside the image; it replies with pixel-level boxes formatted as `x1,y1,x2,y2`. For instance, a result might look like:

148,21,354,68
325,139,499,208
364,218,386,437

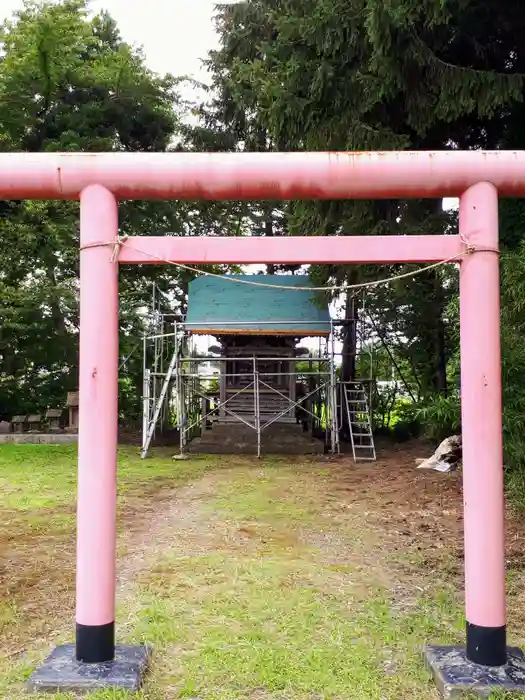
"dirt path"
2,470,260,663
0,476,221,662
114,448,464,619
112,449,475,700
117,476,227,597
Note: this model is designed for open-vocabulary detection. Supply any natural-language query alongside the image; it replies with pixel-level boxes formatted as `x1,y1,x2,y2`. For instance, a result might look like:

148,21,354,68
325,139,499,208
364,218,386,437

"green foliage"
414,395,461,441
206,377,220,395
412,243,525,477
369,381,421,441
118,377,140,426
206,0,499,408
371,382,399,430
500,246,525,476
365,1,524,133
0,0,182,419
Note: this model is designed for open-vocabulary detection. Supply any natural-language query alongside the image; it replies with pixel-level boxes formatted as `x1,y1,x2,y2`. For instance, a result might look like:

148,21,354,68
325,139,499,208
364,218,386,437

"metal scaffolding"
140,289,377,461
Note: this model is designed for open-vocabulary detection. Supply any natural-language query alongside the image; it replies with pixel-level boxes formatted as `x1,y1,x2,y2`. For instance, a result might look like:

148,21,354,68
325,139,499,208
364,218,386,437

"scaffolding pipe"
254,357,261,458
175,321,185,458
330,319,338,454
156,370,330,379
142,368,150,452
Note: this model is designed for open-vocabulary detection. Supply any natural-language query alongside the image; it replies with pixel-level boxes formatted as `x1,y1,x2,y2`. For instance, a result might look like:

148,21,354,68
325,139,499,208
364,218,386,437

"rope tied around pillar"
79,234,129,263
459,229,500,256
110,234,129,263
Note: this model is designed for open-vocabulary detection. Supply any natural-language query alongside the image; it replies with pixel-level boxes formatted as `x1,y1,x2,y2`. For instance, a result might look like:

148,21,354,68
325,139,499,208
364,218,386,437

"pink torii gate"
2,150,519,693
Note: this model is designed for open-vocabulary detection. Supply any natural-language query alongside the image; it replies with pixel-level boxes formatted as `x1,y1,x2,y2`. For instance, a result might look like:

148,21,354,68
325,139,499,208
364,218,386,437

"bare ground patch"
0,474,219,660
316,441,525,633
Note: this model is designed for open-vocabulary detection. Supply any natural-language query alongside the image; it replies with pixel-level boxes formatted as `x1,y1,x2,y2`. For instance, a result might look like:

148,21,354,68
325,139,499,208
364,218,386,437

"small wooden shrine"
185,275,331,422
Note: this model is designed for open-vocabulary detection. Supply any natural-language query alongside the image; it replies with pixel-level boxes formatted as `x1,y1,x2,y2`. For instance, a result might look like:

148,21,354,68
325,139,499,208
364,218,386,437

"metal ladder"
141,347,178,459
342,381,376,462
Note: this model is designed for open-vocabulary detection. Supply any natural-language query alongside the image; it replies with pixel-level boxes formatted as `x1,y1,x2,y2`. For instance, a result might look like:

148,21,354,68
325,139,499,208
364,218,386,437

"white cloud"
443,198,459,211
1,0,220,88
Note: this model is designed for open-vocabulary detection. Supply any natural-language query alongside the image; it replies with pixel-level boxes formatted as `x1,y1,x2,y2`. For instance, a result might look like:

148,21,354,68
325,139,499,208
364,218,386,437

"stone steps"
221,394,295,423
187,422,326,455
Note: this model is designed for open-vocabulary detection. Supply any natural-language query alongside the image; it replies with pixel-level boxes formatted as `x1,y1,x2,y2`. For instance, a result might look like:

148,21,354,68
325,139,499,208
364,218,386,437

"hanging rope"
81,233,498,293
113,238,476,293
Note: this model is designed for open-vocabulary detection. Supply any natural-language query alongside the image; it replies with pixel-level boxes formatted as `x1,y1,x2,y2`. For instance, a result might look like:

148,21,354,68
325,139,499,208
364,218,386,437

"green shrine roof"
186,275,331,336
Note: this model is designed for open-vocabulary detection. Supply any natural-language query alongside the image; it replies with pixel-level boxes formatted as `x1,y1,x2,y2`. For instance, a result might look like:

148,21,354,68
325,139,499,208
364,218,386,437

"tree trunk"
341,288,357,382
340,284,358,440
433,272,448,396
265,211,275,275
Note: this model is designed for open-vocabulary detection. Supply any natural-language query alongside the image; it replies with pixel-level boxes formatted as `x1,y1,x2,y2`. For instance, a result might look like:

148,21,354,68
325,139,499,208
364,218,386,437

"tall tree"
0,0,182,418
205,0,525,399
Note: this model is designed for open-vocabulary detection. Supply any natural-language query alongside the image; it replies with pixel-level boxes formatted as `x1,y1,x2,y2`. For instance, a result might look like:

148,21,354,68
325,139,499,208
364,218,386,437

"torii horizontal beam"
2,150,525,199
119,234,463,265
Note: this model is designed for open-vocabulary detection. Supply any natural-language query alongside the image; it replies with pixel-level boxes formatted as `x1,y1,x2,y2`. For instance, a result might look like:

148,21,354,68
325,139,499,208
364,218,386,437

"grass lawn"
1,442,525,699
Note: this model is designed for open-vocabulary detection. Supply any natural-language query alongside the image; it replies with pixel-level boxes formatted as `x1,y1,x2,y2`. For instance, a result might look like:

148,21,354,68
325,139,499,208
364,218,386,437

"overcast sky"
1,0,220,91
